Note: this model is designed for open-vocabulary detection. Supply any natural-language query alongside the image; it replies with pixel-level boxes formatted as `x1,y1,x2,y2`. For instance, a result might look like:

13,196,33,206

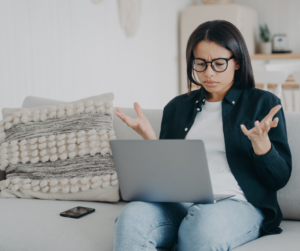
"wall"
1,0,300,116
0,0,192,115
193,0,300,53
235,0,300,54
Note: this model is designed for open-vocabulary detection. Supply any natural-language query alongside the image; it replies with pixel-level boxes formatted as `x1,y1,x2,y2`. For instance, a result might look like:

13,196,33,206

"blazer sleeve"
159,102,175,140
249,99,292,191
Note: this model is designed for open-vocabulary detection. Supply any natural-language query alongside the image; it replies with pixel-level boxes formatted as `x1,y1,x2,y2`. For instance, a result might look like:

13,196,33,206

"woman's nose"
204,63,215,77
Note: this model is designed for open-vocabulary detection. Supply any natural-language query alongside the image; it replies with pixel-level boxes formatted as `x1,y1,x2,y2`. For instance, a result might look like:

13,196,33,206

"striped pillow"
0,93,119,202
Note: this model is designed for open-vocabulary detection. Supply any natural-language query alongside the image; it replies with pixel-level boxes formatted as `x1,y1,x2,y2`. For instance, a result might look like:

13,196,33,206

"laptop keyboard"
214,195,225,200
214,194,235,201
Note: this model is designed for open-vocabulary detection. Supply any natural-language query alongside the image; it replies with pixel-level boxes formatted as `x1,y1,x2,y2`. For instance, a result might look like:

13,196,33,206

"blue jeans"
113,198,265,251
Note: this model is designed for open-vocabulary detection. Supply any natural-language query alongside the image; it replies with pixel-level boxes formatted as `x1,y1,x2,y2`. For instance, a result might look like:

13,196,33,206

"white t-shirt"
185,100,247,202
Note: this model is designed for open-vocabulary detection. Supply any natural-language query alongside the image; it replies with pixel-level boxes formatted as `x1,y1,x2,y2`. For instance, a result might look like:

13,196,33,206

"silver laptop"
109,139,235,204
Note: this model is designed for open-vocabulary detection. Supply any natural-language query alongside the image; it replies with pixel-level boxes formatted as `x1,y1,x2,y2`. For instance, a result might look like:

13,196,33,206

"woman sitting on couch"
113,20,292,251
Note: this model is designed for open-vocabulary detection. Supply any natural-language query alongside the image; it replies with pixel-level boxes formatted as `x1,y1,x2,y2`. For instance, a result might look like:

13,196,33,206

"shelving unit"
191,75,299,90
250,53,300,60
251,53,300,89
191,54,300,90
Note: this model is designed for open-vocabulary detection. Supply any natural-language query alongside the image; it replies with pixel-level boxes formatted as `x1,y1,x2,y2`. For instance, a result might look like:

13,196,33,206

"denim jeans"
113,198,265,251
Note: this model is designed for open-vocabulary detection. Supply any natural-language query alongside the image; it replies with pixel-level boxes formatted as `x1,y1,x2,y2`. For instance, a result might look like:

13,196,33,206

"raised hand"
240,104,281,155
114,102,157,140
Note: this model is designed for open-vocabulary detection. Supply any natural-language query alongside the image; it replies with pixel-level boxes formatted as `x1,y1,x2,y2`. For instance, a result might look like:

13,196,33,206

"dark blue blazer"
159,80,292,236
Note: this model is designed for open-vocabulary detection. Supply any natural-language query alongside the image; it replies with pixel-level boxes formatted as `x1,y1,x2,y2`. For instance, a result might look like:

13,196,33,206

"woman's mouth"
204,81,218,86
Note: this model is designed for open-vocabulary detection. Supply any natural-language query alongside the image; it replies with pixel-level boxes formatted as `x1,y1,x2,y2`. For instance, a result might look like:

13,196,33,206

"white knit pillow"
0,93,119,202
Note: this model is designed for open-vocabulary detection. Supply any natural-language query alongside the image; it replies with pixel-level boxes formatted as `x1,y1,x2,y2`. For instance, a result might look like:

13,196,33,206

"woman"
113,20,292,251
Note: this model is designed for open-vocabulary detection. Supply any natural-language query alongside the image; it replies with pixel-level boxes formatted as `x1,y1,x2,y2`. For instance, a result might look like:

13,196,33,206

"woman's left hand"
240,104,282,156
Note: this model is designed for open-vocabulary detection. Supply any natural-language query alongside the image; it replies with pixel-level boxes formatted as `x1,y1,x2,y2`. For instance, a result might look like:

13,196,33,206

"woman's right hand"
114,102,157,140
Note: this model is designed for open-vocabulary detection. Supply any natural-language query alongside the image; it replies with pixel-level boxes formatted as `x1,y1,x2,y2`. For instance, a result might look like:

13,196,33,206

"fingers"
254,120,263,135
115,108,129,124
266,105,282,121
134,102,143,118
241,116,279,138
115,108,125,121
264,116,279,130
115,112,127,125
115,107,139,128
270,117,279,128
263,120,270,133
240,124,250,136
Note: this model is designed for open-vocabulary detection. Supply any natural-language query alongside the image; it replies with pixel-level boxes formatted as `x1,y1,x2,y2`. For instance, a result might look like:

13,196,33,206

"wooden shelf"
250,53,300,60
255,83,299,89
191,74,300,91
191,83,299,91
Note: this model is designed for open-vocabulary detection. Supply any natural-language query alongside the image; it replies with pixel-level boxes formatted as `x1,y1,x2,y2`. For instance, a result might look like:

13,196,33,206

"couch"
0,96,299,251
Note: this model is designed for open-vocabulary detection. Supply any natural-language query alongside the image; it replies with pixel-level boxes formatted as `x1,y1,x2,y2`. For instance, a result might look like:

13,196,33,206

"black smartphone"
60,206,95,219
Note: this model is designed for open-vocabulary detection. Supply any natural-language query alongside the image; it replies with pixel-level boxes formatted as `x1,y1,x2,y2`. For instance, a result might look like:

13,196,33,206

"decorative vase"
259,42,272,54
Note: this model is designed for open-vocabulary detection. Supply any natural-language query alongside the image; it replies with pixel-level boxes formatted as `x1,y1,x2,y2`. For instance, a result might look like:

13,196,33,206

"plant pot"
259,42,272,54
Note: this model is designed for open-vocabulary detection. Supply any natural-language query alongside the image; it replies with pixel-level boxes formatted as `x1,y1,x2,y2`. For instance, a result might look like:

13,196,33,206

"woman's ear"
235,61,240,70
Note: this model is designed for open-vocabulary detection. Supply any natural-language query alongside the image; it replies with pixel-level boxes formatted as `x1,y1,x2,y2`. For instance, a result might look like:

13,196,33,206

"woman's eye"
216,63,224,66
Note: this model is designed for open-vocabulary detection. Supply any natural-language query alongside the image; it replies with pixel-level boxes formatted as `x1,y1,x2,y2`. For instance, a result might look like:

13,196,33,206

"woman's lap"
175,198,264,251
113,201,192,250
113,198,265,251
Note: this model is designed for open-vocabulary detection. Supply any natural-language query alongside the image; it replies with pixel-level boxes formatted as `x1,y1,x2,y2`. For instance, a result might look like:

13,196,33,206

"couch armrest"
0,135,5,181
0,134,5,181
0,134,5,145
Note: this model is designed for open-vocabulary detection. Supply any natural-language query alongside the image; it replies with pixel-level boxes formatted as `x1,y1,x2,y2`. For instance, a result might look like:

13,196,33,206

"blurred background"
0,0,300,116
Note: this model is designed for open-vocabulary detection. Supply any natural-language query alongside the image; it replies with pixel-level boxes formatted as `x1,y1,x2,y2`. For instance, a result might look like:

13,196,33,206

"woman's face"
192,40,240,99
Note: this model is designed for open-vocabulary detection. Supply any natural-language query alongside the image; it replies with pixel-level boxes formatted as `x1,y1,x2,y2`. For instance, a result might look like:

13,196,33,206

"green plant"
259,24,270,42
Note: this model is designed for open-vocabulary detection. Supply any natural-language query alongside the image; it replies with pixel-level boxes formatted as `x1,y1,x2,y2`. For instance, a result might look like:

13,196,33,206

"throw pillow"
0,92,119,202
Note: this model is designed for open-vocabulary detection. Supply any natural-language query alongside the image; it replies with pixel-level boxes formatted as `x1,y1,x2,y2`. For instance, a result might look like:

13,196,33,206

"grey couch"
0,96,299,251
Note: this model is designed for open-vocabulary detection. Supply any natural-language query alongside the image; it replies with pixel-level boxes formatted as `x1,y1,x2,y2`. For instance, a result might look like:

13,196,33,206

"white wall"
1,0,300,116
234,0,300,53
0,0,192,115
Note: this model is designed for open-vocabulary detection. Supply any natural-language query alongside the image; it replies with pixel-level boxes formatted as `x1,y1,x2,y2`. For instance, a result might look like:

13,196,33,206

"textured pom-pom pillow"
0,93,119,202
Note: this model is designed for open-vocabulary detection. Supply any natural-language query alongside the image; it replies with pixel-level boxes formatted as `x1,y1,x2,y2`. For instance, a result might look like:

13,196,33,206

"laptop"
109,139,235,204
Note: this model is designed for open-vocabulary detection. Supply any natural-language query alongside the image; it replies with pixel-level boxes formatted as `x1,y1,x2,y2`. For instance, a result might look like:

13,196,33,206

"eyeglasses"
191,56,234,73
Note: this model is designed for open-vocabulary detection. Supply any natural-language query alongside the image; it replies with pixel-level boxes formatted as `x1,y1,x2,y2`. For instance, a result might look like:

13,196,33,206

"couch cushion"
277,111,300,220
234,220,300,251
0,198,299,251
0,198,127,251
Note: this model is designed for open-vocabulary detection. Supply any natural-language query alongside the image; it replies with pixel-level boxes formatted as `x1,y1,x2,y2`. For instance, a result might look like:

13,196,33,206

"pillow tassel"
111,179,118,186
81,184,90,191
0,160,9,171
101,181,110,189
50,186,58,193
22,183,31,190
11,184,19,191
71,185,79,193
42,186,49,193
31,180,40,187
33,186,40,192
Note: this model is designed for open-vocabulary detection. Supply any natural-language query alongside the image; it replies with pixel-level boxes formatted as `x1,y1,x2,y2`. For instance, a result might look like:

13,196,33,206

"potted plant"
259,24,272,54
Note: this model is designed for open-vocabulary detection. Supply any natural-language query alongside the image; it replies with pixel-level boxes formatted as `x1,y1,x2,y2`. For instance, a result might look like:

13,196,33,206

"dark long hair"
186,20,255,95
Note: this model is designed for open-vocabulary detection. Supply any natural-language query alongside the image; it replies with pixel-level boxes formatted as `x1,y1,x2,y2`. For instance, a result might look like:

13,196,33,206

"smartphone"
60,206,95,219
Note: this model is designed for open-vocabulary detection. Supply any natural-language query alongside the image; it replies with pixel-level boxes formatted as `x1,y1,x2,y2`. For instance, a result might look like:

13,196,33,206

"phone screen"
60,206,95,218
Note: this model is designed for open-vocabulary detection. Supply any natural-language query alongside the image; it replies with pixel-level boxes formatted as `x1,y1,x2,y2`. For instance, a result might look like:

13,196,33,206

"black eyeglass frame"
191,56,235,73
